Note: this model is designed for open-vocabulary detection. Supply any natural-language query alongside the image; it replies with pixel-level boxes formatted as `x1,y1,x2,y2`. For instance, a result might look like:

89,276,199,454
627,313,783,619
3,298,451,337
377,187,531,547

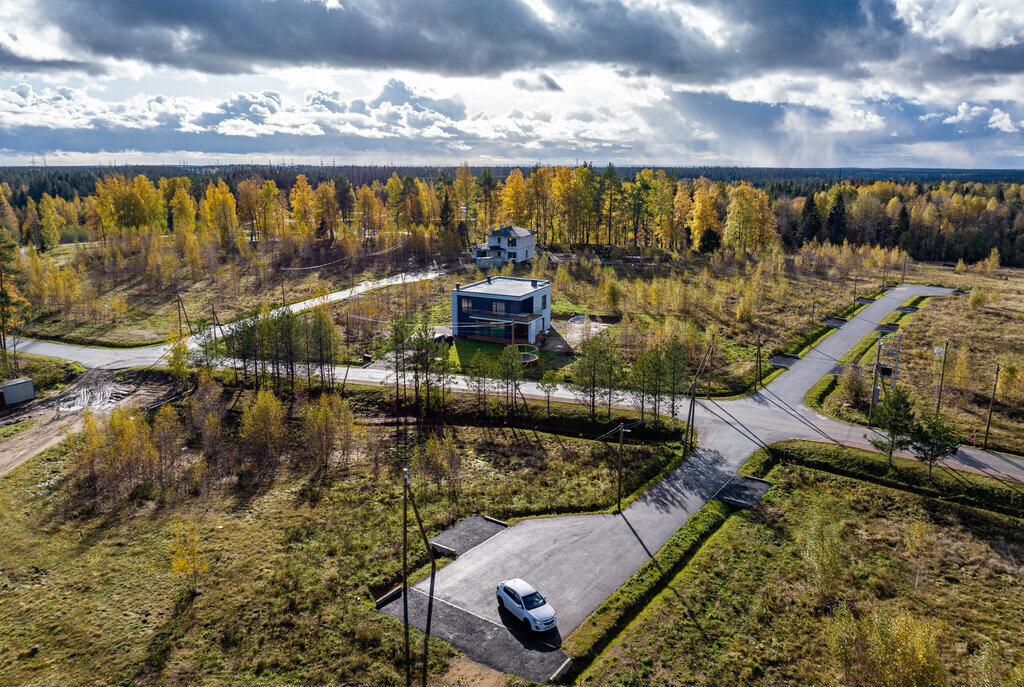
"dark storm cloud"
36,0,919,83
513,73,563,92
0,43,104,74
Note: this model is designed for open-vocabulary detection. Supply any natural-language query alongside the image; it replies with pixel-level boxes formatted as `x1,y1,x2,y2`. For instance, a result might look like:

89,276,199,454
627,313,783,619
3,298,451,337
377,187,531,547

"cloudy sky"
1,0,1023,167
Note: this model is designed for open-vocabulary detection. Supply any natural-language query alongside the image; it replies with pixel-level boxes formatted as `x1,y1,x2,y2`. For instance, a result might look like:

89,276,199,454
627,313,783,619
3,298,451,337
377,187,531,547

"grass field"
819,264,1024,455
0,383,681,686
582,454,1024,686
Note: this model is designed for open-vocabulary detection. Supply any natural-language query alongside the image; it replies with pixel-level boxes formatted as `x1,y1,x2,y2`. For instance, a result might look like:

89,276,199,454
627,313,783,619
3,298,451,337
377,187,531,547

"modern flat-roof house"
451,276,551,344
473,225,535,269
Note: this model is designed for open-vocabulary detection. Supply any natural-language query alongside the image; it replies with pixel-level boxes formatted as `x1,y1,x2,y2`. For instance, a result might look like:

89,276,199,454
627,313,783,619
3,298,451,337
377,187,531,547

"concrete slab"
823,317,847,328
896,306,919,314
855,297,876,304
875,323,900,333
430,516,506,557
715,475,772,508
768,353,800,369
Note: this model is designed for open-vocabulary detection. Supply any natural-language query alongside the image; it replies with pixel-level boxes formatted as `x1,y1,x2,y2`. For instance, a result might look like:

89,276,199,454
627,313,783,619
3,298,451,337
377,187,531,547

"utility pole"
617,424,624,513
402,468,410,687
177,294,194,335
867,332,882,427
900,256,907,284
983,363,1000,450
706,334,715,400
936,338,949,417
405,472,436,687
811,300,815,324
755,331,762,390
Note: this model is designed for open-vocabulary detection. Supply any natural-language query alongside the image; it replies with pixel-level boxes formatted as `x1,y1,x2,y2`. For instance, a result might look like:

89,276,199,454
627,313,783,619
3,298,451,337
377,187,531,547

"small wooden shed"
0,377,35,409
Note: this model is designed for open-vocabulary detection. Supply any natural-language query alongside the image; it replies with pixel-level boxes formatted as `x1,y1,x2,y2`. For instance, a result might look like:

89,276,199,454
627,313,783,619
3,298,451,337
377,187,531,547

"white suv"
495,578,557,632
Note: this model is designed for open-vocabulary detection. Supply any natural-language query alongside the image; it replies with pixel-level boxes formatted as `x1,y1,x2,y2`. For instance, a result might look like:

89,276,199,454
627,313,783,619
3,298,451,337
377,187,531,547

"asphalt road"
7,278,1024,682
382,284,1024,682
9,268,445,369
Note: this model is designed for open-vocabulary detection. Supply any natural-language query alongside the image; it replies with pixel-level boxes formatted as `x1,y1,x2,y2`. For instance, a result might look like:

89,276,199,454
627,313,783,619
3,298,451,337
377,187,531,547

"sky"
1,0,1024,168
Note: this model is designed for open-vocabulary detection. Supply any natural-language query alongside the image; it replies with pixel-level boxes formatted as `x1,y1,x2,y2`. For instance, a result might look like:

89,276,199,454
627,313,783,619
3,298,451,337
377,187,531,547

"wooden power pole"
867,333,882,428
402,468,410,687
617,424,624,513
755,331,762,390
984,363,1000,450
936,338,949,417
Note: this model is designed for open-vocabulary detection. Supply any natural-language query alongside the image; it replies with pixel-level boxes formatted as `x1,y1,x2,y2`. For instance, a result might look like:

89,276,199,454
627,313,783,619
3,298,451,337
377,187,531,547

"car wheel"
521,617,531,631
497,597,504,609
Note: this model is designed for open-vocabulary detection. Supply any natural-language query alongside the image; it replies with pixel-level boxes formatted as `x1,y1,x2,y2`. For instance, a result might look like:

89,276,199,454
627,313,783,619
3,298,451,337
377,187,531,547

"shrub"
968,285,988,309
838,364,867,406
735,293,756,323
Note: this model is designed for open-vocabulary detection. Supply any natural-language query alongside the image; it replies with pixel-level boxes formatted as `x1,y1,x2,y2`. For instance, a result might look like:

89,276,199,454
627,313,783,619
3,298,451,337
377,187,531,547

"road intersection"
6,277,1023,682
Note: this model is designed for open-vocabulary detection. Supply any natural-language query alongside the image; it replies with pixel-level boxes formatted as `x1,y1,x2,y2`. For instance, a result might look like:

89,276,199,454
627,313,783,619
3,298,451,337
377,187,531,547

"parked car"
495,578,557,631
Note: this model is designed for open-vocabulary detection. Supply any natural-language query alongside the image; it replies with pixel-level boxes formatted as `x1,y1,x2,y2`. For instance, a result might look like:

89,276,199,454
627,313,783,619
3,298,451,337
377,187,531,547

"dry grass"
0,385,678,686
885,263,1024,454
582,462,1024,686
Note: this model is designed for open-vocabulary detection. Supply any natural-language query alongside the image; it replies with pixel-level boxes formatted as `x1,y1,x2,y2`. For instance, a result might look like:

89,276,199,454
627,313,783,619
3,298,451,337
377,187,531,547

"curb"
549,657,573,684
481,515,508,527
430,541,457,557
374,586,402,609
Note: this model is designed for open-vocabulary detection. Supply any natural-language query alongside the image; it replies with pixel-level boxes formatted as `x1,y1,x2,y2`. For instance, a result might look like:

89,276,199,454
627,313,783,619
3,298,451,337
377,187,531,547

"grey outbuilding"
0,377,35,409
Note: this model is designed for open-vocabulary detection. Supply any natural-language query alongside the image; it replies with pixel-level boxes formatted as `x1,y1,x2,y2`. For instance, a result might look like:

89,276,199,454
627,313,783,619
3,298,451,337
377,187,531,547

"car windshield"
521,592,546,610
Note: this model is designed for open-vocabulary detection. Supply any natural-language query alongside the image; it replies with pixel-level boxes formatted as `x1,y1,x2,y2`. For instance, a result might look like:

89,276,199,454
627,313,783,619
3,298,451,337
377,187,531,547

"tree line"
2,163,1023,364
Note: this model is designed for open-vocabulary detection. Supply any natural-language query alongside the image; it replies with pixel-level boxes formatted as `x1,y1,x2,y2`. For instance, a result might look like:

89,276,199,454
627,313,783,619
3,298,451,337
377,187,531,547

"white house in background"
473,225,535,269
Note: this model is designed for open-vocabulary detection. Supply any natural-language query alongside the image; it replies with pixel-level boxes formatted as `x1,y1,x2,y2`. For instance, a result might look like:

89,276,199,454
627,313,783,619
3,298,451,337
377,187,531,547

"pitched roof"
490,224,532,238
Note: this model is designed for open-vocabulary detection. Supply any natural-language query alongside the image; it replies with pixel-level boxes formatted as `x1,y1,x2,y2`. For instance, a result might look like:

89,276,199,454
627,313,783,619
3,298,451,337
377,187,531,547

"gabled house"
451,276,551,344
473,225,535,269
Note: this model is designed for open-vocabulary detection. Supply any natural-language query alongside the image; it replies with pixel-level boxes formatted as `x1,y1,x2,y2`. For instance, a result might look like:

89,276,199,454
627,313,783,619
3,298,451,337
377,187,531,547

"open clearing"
583,453,1024,686
0,387,678,686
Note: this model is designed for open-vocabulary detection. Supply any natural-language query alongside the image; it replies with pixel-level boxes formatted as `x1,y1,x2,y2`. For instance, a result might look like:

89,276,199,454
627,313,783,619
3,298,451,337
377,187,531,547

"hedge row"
769,439,1024,519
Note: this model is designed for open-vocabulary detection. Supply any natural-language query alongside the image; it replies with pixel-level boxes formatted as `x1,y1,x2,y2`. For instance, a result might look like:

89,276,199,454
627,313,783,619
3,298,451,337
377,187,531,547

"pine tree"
799,197,822,244
870,385,916,466
825,195,846,244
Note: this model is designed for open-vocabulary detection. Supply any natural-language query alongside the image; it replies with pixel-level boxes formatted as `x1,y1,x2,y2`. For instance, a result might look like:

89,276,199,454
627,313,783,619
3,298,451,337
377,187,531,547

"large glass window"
541,294,547,309
492,300,506,314
461,298,470,313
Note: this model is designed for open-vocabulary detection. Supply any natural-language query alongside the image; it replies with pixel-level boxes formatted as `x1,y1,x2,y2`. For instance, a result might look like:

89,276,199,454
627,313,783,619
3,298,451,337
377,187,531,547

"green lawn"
448,339,570,380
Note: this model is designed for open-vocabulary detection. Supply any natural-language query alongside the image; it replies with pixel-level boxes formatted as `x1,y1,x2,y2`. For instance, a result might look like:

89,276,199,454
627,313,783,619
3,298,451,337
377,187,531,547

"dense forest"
0,163,1021,356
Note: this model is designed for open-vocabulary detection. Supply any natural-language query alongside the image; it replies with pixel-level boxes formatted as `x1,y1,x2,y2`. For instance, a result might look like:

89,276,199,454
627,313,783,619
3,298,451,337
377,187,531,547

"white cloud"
942,102,987,123
894,0,1024,49
987,108,1018,132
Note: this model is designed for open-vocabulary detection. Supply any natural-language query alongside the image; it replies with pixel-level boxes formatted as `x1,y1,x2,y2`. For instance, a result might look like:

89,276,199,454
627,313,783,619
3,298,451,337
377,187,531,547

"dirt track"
0,370,175,478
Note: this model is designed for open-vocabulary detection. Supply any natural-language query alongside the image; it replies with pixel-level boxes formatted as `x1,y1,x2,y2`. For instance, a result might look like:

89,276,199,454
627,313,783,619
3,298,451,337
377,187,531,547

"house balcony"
463,309,542,324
